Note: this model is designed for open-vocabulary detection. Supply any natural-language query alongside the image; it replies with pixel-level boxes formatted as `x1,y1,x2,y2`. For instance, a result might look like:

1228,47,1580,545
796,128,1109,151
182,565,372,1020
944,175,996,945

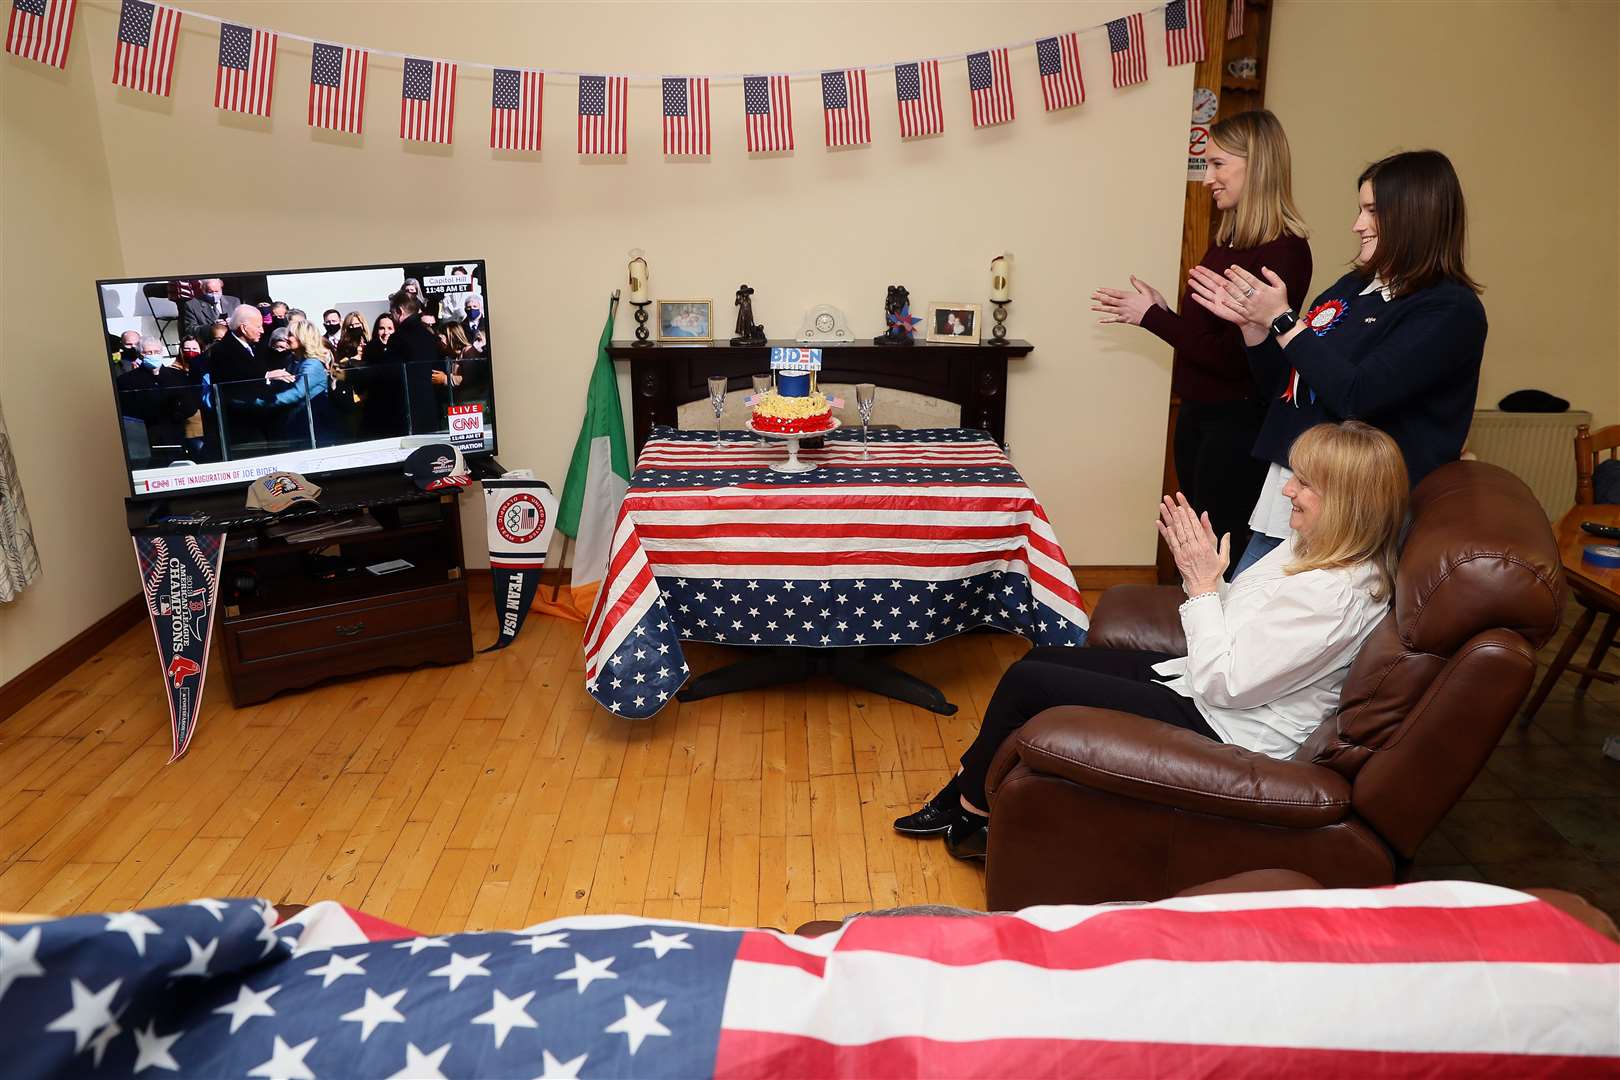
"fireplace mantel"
608,338,1033,454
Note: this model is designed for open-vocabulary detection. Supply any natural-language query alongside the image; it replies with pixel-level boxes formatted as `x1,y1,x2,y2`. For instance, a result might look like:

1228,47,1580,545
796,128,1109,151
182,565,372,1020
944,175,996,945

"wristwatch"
1269,309,1298,337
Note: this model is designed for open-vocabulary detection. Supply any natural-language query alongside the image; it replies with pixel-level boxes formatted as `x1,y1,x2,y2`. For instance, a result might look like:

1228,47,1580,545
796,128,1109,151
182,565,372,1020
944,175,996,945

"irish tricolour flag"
536,294,631,621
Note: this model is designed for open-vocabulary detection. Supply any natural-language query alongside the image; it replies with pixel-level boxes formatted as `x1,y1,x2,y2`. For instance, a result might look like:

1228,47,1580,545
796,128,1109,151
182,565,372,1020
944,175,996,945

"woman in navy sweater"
1189,149,1486,575
1093,110,1312,561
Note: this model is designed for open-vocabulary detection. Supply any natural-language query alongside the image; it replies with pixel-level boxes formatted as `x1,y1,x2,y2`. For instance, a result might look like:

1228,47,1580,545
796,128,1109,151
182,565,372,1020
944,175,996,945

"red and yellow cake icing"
752,390,834,434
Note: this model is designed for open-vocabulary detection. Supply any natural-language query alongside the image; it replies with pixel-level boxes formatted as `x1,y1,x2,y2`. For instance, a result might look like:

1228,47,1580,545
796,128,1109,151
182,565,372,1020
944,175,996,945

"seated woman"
894,420,1407,860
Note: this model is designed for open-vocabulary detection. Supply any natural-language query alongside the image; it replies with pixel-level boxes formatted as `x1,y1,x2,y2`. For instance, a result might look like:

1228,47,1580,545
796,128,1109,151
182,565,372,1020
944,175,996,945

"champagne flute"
708,375,728,436
751,373,771,445
856,383,876,461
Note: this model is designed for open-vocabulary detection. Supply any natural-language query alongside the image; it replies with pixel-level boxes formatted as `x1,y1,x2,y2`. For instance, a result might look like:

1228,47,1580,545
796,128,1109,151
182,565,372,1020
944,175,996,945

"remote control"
1580,521,1620,541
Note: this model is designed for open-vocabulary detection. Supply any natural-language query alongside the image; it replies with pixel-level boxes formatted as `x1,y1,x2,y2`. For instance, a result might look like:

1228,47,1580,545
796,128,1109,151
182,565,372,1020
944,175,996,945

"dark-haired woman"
1190,149,1486,575
1094,109,1313,564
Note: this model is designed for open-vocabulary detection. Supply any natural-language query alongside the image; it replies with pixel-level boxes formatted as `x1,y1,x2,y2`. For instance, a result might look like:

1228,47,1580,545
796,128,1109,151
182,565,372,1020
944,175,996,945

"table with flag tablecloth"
581,427,1089,719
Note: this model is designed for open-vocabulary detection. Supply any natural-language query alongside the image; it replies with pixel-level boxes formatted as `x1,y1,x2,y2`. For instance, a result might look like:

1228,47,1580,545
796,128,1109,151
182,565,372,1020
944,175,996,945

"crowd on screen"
109,271,491,468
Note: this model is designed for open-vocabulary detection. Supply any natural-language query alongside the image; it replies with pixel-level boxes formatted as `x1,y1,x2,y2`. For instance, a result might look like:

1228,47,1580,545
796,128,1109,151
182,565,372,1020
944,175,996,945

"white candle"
989,255,1011,302
628,255,649,303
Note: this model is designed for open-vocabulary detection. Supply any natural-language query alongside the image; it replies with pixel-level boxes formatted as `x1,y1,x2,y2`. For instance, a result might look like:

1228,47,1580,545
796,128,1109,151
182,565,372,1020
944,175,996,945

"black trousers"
1173,398,1271,574
957,647,1219,811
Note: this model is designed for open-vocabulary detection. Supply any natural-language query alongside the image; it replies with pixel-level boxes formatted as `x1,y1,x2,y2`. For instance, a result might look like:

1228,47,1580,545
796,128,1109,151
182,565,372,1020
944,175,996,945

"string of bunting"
8,0,1246,153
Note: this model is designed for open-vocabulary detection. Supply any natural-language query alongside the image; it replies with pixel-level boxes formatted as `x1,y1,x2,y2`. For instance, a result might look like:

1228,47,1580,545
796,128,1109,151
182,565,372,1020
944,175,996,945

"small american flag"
1165,0,1208,66
400,57,456,144
820,68,870,148
308,41,367,134
967,48,1014,128
578,74,627,155
214,23,275,117
111,0,179,96
1228,0,1246,39
490,67,542,151
662,76,710,156
744,74,793,152
5,0,76,69
895,59,943,138
1036,32,1085,112
1108,11,1149,88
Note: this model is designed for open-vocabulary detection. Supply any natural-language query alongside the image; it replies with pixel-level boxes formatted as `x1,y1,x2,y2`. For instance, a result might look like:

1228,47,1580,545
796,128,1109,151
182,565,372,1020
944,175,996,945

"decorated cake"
752,349,834,434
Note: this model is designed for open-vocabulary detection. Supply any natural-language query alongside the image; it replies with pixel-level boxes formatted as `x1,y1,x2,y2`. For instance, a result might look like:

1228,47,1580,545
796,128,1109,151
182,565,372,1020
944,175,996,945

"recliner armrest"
993,706,1354,828
1087,585,1189,655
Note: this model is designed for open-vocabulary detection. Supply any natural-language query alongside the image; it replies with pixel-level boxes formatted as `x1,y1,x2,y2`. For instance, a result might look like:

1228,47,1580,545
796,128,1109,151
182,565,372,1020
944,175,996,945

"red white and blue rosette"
1305,298,1349,336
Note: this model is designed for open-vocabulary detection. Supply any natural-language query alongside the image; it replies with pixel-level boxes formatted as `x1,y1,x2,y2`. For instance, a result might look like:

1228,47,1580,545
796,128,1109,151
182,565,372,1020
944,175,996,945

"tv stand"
126,470,474,706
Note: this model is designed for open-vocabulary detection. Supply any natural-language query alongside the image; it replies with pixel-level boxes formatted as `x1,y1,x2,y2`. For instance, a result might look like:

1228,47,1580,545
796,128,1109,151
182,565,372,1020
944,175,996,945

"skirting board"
0,566,1152,722
0,594,146,724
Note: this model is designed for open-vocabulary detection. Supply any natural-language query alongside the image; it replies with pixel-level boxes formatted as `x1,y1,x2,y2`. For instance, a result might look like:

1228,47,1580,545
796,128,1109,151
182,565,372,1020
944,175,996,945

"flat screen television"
97,260,498,498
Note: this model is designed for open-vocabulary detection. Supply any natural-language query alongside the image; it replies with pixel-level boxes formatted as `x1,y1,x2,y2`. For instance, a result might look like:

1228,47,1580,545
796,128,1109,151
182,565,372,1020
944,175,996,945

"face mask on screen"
141,354,168,368
121,345,141,364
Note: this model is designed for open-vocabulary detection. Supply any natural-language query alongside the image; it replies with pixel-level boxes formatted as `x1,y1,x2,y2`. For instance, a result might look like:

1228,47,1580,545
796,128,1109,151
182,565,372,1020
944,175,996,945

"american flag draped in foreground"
5,0,76,69
7,883,1618,1078
214,22,276,118
111,0,178,96
581,428,1087,719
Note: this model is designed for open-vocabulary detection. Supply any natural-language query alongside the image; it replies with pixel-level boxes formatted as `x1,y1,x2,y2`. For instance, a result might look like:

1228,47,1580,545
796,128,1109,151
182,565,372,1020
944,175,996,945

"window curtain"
0,399,42,601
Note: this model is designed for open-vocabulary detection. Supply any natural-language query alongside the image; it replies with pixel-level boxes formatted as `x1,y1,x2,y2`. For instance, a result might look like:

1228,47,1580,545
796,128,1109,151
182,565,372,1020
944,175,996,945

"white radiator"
1465,409,1592,519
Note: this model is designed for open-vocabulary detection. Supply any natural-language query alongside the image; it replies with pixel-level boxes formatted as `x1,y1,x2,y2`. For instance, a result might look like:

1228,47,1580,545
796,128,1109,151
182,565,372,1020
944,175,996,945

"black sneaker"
944,813,989,861
893,800,957,837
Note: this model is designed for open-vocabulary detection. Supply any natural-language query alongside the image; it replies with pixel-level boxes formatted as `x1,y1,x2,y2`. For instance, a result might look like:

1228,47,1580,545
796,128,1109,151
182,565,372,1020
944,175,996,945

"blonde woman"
897,421,1405,860
264,321,338,448
1092,109,1313,567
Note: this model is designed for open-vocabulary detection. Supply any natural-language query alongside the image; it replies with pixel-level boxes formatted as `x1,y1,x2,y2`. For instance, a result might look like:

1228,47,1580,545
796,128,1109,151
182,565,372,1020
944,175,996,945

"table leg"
1521,605,1597,726
1575,613,1619,695
677,646,958,715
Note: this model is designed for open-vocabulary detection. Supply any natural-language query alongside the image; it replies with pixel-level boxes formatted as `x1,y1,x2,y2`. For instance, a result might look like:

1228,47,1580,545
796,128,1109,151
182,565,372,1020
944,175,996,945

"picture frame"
925,302,981,344
655,299,714,342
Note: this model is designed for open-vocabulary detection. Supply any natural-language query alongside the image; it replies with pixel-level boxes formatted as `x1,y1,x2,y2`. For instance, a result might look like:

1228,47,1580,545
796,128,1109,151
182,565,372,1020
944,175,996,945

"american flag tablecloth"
582,428,1089,719
7,883,1619,1078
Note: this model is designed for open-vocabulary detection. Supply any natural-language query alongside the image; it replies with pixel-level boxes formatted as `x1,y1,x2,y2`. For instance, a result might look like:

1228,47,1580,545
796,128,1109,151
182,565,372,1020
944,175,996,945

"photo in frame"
926,302,981,344
655,299,714,342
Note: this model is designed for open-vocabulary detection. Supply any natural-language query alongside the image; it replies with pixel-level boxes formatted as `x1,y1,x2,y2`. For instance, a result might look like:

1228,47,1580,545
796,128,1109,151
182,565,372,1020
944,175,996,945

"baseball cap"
245,471,322,512
404,443,471,491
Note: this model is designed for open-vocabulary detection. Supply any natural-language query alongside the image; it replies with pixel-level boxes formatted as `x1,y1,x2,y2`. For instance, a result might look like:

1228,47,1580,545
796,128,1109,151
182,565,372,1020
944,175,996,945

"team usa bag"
481,477,558,651
132,527,226,762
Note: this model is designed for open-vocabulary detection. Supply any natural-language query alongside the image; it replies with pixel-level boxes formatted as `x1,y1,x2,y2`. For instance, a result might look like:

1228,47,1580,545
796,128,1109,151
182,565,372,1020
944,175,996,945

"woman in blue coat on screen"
265,322,339,449
1188,149,1487,576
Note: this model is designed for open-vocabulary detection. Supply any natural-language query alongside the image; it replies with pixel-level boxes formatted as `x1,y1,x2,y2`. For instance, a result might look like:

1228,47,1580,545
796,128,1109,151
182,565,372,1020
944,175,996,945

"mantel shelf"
609,338,1033,359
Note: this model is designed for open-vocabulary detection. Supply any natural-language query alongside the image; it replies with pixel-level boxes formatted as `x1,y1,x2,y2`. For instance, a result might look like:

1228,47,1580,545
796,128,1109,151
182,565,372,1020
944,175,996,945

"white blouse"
1151,537,1390,758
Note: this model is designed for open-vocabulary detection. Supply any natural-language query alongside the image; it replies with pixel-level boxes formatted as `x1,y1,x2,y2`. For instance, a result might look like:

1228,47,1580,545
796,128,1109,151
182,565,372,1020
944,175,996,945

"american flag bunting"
820,68,870,148
1036,32,1085,112
583,428,1087,719
966,48,1014,128
661,76,710,156
1228,0,1246,39
214,23,276,118
895,59,943,138
578,73,627,155
744,74,794,152
1165,0,1208,66
400,56,456,144
308,41,367,134
111,0,178,96
490,67,542,151
5,0,75,69
1107,12,1149,88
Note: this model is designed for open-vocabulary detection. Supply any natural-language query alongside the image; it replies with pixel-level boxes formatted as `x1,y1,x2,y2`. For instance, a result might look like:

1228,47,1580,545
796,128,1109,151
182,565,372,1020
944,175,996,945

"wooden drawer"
232,589,463,663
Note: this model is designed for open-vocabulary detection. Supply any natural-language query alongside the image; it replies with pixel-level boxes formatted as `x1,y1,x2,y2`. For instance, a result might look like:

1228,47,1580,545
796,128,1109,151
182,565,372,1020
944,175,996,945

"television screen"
97,260,498,497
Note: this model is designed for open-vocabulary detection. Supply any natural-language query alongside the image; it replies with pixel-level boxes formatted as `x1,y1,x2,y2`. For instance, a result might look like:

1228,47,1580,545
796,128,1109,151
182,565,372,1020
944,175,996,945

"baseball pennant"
481,477,558,651
133,529,225,762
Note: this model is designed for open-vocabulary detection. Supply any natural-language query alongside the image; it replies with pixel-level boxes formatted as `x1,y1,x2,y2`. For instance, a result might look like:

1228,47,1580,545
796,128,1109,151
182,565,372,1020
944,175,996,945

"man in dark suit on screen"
181,278,242,339
369,290,444,437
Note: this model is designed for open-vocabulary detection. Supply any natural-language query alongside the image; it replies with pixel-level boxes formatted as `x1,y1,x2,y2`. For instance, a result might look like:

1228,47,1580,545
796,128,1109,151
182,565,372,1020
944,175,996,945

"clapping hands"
1156,493,1229,598
1091,276,1168,326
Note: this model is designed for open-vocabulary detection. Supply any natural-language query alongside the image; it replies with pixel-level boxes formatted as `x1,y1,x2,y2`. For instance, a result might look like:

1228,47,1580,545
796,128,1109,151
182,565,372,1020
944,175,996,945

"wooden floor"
7,587,1618,930
0,588,1063,932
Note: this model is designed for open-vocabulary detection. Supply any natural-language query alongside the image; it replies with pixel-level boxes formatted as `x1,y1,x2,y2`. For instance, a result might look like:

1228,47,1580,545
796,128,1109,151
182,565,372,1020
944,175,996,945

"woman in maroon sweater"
1093,109,1312,563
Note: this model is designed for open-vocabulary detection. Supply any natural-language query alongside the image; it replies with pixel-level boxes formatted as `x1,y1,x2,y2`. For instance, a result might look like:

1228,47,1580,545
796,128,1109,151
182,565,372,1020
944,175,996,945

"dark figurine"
730,284,767,346
875,284,919,346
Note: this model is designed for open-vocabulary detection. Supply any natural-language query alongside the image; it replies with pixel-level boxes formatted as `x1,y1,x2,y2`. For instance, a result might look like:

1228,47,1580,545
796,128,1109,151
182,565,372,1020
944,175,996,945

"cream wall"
1268,0,1620,427
0,32,131,682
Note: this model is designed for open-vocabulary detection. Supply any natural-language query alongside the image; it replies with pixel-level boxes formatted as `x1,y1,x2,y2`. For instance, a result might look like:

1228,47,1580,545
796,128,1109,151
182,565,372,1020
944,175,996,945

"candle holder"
631,300,653,346
989,297,1011,342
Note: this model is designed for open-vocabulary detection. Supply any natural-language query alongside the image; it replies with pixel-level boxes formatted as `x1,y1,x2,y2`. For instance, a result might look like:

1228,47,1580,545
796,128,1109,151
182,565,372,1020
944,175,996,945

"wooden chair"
1521,423,1620,723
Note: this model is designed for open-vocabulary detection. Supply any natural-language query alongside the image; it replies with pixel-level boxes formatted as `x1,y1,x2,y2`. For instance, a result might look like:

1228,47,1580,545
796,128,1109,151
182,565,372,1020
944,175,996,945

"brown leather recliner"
984,462,1565,910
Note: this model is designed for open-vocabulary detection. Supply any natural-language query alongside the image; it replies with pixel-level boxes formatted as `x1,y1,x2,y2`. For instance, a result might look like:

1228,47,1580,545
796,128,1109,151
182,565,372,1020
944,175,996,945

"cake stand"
746,418,841,473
